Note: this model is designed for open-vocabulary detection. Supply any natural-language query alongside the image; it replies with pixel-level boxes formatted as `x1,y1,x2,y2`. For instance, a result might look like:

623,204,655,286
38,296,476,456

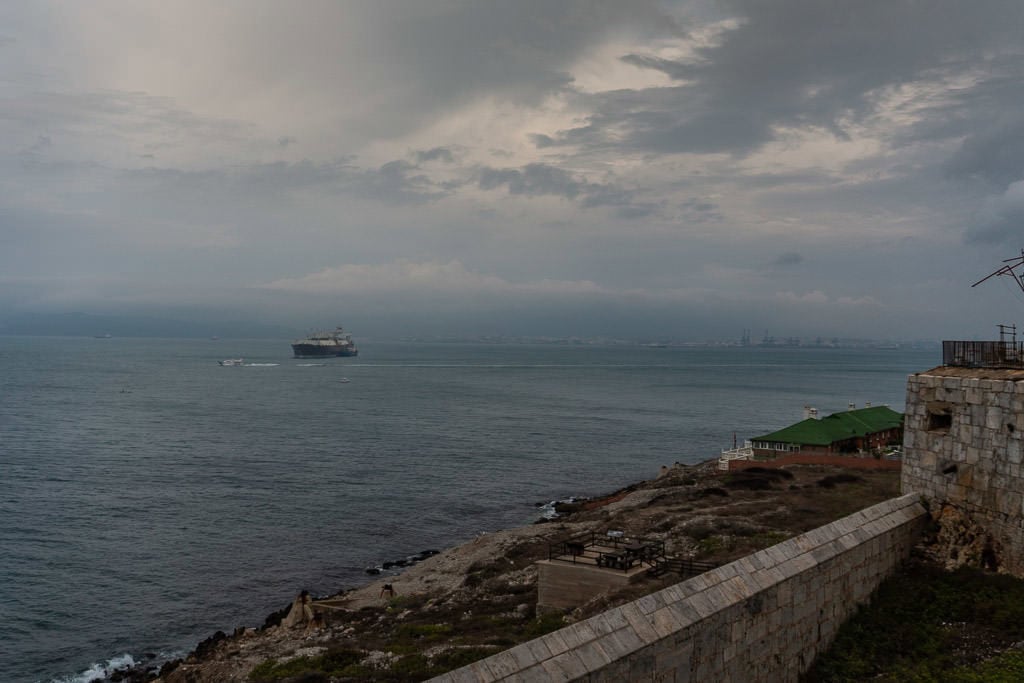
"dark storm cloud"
379,0,675,108
545,1,1024,159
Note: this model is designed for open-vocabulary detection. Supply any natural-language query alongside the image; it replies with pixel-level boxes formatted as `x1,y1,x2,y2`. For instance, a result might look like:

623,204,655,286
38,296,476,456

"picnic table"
622,541,659,563
597,551,632,570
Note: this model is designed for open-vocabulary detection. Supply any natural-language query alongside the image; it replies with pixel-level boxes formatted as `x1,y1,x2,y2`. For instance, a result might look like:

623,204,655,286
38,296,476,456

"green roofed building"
750,405,904,460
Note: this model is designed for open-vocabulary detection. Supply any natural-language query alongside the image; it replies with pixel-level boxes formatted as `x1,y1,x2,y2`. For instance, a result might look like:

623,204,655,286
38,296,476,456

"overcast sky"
3,0,1024,340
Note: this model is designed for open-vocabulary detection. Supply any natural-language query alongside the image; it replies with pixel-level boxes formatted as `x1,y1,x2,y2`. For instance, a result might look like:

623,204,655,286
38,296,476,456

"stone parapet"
430,493,926,683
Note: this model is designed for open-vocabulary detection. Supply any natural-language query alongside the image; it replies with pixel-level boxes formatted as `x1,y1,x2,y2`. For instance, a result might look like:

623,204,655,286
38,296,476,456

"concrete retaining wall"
537,560,642,611
431,493,926,683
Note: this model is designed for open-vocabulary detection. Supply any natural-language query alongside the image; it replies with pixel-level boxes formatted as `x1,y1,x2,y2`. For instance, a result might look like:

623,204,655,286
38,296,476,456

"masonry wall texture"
902,369,1024,574
431,493,926,683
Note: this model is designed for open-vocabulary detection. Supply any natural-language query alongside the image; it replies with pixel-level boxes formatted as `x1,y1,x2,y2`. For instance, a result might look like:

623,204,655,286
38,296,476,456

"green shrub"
248,648,365,682
522,611,566,639
805,561,1024,682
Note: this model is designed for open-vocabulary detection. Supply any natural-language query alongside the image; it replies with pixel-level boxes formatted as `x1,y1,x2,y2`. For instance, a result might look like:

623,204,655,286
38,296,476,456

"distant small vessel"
339,377,351,383
291,326,358,358
94,334,112,339
218,358,244,366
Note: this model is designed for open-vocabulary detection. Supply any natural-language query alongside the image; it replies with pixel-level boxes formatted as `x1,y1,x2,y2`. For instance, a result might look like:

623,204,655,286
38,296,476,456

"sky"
3,1,1024,341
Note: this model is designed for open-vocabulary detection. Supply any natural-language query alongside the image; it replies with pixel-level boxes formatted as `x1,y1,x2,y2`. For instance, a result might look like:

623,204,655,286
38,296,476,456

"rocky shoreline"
108,460,901,682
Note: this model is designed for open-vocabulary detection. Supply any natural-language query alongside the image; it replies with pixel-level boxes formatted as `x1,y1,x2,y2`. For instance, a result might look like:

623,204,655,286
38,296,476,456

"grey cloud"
528,133,556,148
965,218,1022,246
477,162,654,218
123,156,454,206
550,1,1024,158
380,1,675,107
359,160,452,204
414,147,456,164
479,163,583,198
20,135,51,155
964,181,1024,245
772,252,804,267
682,199,717,213
944,115,1024,186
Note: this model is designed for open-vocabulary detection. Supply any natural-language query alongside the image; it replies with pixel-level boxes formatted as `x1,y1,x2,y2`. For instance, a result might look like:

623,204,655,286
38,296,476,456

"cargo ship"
291,326,359,358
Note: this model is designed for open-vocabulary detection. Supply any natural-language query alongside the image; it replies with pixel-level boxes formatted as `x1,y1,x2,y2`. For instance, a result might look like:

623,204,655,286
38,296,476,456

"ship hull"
291,344,358,358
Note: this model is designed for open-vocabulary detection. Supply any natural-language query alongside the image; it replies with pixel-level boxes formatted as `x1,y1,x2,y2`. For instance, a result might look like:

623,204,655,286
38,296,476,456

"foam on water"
52,654,136,683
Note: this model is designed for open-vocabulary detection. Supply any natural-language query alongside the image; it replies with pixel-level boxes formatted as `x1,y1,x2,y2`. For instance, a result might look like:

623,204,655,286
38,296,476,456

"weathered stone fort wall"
902,369,1024,573
431,493,926,683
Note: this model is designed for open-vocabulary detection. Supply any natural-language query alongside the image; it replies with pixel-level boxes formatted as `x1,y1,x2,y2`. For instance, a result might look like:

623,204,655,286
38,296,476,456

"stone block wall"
902,370,1024,573
430,493,926,683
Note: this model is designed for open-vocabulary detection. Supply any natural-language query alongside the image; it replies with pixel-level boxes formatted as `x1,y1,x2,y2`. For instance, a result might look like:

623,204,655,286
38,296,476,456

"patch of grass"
393,622,453,643
431,646,497,671
816,474,864,488
463,559,506,587
943,648,1024,682
724,470,784,491
743,467,795,480
522,611,567,639
804,559,1024,682
695,536,729,556
248,648,364,682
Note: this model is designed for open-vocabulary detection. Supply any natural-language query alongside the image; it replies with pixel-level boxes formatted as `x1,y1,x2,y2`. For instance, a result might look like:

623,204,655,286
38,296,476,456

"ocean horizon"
0,337,936,682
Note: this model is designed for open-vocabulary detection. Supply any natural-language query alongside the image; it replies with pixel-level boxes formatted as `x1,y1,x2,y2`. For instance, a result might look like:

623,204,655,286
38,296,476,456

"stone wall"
430,493,926,683
902,369,1024,573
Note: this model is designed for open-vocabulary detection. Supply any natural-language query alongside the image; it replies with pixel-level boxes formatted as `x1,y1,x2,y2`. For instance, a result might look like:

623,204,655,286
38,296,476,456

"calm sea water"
0,337,937,682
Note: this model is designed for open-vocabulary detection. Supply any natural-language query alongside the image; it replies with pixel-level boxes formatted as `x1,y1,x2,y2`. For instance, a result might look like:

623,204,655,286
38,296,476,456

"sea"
0,336,937,682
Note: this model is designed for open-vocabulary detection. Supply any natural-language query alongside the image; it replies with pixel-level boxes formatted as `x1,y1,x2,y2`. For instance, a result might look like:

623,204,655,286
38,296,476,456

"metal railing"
548,531,667,572
943,341,1024,368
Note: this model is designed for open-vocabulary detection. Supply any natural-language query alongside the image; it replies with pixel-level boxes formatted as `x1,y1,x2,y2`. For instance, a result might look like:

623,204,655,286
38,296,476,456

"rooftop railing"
943,340,1024,368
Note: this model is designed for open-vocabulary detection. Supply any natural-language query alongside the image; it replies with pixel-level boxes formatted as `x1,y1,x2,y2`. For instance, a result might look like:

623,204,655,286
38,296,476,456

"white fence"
718,442,753,470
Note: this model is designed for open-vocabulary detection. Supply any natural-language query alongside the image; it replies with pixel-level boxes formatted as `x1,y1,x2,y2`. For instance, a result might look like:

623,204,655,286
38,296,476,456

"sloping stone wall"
430,493,925,683
902,370,1024,573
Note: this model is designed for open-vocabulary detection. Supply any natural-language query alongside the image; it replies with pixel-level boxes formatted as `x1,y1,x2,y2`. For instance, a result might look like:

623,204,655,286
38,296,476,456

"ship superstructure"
291,326,359,358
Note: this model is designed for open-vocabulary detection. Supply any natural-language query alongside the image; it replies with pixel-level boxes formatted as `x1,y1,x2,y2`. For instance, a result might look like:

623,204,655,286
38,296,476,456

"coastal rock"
153,461,905,682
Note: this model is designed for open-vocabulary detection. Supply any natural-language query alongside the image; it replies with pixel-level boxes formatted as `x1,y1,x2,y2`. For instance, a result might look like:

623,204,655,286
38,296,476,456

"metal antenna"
972,249,1024,293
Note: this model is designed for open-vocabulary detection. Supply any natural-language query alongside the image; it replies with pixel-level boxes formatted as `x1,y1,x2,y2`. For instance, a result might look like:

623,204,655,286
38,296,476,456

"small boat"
218,358,244,366
339,377,351,383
